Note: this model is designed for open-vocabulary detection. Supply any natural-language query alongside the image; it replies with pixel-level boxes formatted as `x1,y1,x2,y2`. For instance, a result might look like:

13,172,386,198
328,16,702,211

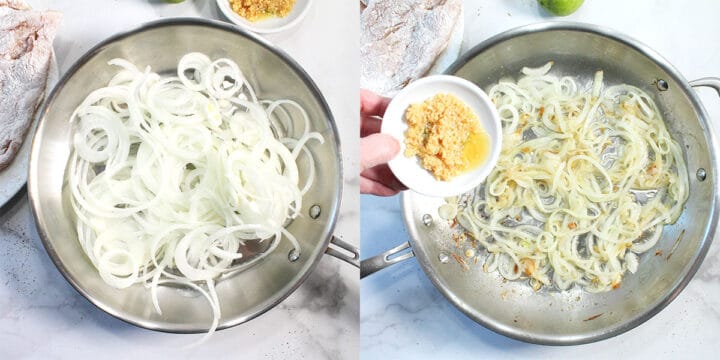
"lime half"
538,0,585,16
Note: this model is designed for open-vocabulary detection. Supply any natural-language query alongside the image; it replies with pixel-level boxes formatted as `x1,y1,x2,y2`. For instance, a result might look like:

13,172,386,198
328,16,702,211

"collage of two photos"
0,0,719,358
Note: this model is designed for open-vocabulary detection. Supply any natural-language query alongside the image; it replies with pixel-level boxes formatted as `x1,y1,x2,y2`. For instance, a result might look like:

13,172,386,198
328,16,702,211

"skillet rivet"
422,214,433,226
438,252,449,263
656,79,669,91
697,168,707,181
309,204,321,219
288,249,301,262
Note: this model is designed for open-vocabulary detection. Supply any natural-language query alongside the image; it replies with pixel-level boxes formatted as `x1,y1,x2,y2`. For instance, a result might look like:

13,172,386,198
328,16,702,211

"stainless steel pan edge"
362,21,720,345
28,18,355,333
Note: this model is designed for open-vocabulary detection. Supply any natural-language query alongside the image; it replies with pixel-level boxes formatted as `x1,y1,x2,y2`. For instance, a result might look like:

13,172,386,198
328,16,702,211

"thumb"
360,133,400,171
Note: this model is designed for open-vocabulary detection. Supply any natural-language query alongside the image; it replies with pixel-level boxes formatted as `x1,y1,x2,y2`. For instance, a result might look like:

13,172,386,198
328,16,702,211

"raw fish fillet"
360,0,462,96
0,0,61,170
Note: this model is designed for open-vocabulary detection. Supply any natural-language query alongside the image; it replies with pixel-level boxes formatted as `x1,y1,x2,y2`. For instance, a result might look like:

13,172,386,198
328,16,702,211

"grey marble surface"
0,0,358,358
361,0,720,358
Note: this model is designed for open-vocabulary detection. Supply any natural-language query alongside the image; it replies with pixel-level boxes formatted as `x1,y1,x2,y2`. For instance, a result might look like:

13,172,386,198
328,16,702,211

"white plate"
382,75,502,198
0,54,58,208
216,0,312,34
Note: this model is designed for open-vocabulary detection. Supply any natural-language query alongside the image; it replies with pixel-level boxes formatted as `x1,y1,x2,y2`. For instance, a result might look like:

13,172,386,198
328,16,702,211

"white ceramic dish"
381,75,502,198
216,0,312,34
0,55,58,208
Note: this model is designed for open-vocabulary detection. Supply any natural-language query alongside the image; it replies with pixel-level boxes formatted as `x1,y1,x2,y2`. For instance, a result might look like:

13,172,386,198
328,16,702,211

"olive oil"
460,130,490,173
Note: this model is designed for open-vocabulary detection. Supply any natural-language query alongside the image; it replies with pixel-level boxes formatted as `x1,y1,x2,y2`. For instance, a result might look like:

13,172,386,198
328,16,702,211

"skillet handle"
689,77,720,96
325,236,360,268
360,241,415,278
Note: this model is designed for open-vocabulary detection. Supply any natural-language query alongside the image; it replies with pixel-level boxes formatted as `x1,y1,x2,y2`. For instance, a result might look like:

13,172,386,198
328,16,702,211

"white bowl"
216,0,312,34
381,75,502,198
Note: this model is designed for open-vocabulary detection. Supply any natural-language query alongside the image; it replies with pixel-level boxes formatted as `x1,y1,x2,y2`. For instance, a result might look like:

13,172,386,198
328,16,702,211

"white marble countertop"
0,0,358,359
361,0,720,358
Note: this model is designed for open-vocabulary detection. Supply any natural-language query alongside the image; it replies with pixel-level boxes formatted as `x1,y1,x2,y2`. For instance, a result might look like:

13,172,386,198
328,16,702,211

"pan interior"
404,25,717,344
29,20,341,332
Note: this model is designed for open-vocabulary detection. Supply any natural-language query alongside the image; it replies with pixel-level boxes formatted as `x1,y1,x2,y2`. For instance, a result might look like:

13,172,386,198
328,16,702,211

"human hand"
360,89,407,196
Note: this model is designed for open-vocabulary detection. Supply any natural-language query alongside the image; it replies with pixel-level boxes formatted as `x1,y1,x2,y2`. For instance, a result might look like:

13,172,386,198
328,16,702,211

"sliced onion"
455,62,688,292
68,53,322,342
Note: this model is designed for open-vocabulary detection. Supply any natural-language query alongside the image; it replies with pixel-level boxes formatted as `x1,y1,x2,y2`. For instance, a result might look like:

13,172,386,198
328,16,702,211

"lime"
538,0,584,16
162,0,186,3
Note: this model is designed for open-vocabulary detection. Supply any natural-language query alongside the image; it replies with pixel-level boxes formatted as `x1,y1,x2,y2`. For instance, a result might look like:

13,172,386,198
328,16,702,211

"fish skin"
0,1,61,170
360,0,462,97
0,0,30,11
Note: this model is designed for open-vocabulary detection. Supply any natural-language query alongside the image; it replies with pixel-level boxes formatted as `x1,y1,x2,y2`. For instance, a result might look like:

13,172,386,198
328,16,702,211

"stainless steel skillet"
29,18,359,333
361,22,720,345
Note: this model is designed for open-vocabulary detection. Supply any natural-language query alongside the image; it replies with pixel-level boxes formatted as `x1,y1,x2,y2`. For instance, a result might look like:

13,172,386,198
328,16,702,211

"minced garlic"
229,0,295,22
404,93,489,181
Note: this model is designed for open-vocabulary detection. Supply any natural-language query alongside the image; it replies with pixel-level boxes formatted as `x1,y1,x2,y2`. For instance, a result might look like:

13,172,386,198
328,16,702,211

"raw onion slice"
68,53,323,341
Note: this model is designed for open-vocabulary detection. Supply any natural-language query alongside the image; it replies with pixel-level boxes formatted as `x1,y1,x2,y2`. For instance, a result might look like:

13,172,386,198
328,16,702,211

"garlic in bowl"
216,0,313,34
382,75,502,197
